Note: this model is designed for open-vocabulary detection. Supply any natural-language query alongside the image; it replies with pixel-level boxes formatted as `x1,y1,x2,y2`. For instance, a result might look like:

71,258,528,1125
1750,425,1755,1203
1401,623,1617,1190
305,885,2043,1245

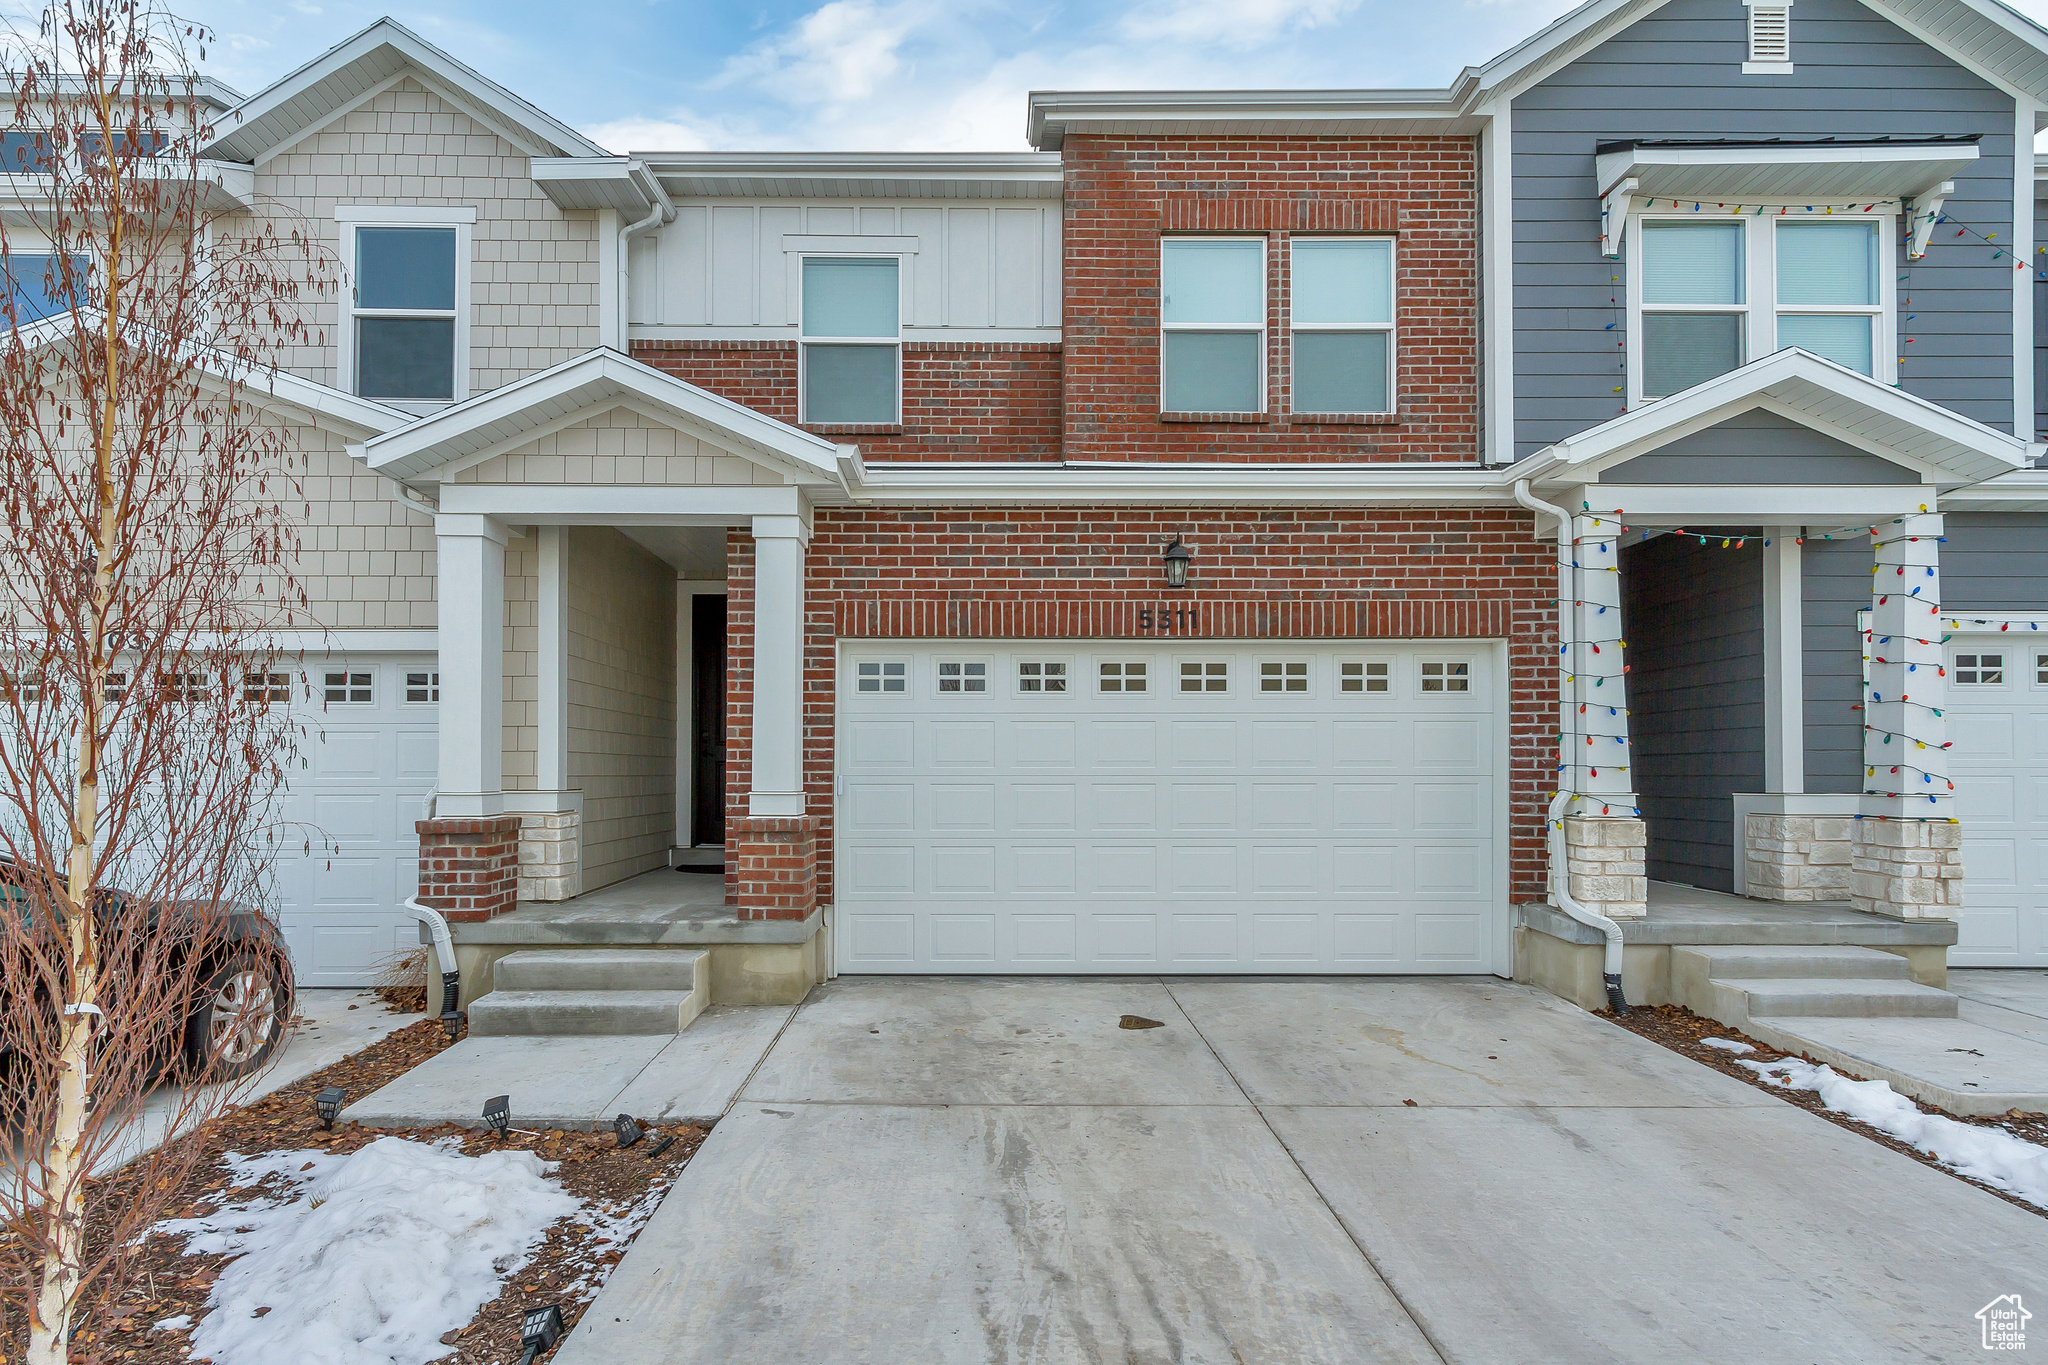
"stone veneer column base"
516,810,582,902
1563,816,1648,920
733,815,819,921
1742,814,1855,901
1850,817,1964,920
416,816,523,922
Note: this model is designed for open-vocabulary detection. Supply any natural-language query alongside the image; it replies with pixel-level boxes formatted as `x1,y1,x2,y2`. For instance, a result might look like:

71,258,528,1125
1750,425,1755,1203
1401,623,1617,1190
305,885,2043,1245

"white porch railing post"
749,514,809,818
433,513,508,817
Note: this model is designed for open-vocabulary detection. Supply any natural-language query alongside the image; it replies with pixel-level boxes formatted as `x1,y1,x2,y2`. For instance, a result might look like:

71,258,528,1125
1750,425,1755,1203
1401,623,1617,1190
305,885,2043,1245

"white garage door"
1947,641,2048,966
273,655,439,986
835,642,1502,974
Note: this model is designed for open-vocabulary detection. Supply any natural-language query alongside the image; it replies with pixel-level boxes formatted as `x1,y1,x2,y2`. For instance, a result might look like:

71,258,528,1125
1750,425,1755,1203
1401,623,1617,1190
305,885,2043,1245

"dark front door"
691,594,727,848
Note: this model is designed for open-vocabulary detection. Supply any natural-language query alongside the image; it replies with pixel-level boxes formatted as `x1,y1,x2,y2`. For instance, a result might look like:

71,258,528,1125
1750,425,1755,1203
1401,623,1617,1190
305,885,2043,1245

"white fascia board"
1595,141,1979,201
1023,87,1483,147
841,461,1516,507
529,157,670,217
1576,483,1935,522
1941,467,2048,510
437,482,806,525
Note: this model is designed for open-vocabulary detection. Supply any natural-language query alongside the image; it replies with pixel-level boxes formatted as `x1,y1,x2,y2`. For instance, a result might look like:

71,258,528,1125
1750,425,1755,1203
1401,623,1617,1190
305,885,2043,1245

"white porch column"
512,524,583,901
1762,528,1805,794
1854,510,1961,919
536,526,569,793
434,514,509,817
1560,509,1647,918
749,514,809,817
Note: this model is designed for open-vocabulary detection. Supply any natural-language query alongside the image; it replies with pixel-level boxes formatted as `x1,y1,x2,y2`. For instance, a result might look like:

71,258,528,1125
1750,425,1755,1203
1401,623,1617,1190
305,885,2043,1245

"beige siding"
287,421,439,630
449,406,785,486
503,533,539,791
567,527,676,890
250,76,603,396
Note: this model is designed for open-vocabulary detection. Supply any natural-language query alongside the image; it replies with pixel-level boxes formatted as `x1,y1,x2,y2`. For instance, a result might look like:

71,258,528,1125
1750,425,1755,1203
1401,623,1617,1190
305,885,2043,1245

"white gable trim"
250,69,411,168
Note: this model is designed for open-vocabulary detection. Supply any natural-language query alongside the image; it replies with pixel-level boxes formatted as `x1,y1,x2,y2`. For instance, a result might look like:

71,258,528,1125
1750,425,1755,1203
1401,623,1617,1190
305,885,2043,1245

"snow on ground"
1740,1058,2048,1209
154,1137,580,1365
1700,1037,1754,1054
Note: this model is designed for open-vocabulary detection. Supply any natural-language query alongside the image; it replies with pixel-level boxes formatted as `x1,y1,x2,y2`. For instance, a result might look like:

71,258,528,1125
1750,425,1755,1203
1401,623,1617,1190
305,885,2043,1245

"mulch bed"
30,1013,707,1365
1602,1003,2048,1221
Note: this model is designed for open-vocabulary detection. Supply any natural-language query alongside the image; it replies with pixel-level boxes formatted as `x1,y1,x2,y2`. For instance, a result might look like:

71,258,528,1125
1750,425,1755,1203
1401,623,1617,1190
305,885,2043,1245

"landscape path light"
315,1086,345,1130
482,1094,510,1140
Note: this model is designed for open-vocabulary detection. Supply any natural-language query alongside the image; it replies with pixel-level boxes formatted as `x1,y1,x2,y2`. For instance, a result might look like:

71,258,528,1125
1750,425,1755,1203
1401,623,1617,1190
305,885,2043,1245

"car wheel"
185,956,286,1080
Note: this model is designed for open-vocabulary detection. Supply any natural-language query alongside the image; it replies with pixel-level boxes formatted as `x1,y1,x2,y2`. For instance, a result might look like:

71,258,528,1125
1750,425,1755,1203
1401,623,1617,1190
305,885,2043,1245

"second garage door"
834,642,1502,974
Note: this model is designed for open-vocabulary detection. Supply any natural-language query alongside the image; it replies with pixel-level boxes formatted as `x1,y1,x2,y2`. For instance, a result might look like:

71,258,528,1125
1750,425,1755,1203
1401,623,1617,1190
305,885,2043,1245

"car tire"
185,954,288,1080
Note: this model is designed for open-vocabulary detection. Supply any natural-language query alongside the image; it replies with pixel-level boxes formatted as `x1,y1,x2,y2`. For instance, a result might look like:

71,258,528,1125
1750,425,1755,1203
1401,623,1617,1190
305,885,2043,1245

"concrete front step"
1674,944,1912,981
1708,977,1958,1023
495,947,708,993
469,988,706,1037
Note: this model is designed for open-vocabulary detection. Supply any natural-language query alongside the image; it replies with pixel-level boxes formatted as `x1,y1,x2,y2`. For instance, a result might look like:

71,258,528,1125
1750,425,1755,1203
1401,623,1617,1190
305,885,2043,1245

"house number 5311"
1138,606,1198,631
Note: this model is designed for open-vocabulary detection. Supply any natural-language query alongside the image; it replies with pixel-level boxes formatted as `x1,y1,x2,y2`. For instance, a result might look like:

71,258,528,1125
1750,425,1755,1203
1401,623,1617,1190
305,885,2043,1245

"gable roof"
202,17,606,165
1514,347,2034,491
359,349,852,488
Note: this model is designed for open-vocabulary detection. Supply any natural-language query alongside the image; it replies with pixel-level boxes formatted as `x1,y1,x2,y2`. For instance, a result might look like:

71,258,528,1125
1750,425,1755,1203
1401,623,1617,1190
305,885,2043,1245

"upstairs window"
1775,221,1878,375
1641,221,1745,399
2,251,83,323
351,225,458,403
0,132,51,173
1746,3,1792,71
1291,238,1394,414
1160,238,1264,413
801,257,899,424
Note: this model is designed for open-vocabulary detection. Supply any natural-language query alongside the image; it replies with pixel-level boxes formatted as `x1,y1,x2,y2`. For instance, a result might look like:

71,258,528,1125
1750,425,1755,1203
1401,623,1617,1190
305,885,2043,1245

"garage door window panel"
1016,661,1068,694
1420,660,1470,694
1259,660,1310,694
937,660,989,695
324,670,374,705
1099,661,1149,694
1180,661,1230,694
854,660,908,695
1954,653,2005,687
1341,660,1391,695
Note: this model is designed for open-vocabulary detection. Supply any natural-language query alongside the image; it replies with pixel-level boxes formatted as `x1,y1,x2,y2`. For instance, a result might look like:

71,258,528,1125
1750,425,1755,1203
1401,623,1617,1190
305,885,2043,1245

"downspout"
407,788,464,1034
615,162,672,350
1514,478,1630,1014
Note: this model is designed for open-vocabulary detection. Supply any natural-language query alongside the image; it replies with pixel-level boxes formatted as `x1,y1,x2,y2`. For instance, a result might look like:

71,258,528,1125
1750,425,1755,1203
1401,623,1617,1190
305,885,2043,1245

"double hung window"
2,251,83,323
350,225,459,402
1640,222,1746,399
1160,238,1264,413
1290,239,1393,413
801,257,899,424
1774,222,1878,375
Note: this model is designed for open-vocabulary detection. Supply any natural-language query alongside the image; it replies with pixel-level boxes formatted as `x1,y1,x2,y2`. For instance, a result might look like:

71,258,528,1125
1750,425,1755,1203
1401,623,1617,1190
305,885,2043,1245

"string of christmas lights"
1551,502,1639,822
1862,519,1954,806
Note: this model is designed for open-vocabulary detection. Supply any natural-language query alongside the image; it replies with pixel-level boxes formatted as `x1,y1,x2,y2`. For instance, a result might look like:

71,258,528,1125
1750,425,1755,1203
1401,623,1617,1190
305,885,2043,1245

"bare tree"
0,4,336,1360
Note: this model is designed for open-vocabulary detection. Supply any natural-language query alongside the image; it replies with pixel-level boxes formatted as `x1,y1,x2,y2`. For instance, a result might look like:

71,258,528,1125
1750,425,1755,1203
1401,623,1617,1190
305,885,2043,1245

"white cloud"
1119,0,1363,48
583,115,722,154
716,0,935,108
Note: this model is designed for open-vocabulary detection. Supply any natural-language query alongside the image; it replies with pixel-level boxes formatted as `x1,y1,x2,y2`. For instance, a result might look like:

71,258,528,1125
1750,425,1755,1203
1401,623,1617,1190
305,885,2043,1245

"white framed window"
244,671,290,703
336,206,472,411
324,670,374,704
1259,660,1309,693
2,249,86,325
1161,237,1265,414
1744,1,1793,73
3,671,43,703
1340,660,1390,694
103,672,127,702
854,660,907,694
1952,652,2004,687
162,671,210,703
2037,652,2047,686
936,660,988,694
1629,208,1894,403
1420,660,1470,693
1290,238,1393,414
1179,660,1229,694
1017,661,1067,694
800,256,900,424
405,670,440,704
1099,661,1148,693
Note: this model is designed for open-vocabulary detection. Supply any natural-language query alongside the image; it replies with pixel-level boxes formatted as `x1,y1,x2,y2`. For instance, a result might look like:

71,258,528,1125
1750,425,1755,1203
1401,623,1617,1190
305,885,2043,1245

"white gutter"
1514,478,1630,1013
615,162,673,349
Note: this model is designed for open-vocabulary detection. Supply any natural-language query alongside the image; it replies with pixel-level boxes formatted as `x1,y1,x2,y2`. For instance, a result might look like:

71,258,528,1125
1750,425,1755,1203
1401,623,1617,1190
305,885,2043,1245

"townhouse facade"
86,0,2047,997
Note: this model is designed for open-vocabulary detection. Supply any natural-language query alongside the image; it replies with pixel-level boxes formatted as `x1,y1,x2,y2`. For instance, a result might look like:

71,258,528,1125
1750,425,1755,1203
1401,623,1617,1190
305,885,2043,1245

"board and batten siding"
628,202,1061,334
1512,0,2018,459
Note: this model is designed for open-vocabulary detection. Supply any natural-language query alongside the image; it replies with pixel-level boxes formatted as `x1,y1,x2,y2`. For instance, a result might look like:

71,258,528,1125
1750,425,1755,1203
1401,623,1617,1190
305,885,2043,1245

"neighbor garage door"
273,655,439,986
1946,640,2048,966
835,642,1501,974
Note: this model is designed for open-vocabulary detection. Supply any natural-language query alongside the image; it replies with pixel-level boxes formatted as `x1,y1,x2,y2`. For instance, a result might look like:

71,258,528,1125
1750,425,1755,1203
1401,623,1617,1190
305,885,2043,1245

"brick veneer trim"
834,598,1507,640
416,815,523,923
732,815,819,922
1161,197,1401,232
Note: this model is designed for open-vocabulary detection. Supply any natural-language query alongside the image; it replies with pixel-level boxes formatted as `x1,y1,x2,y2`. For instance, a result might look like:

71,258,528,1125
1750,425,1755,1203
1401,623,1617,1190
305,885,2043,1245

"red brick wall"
1060,135,1481,463
725,507,1555,915
415,816,522,922
633,340,1061,463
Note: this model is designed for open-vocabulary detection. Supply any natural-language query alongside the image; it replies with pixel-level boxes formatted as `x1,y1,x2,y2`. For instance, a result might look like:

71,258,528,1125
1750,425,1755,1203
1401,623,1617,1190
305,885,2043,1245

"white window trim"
1175,657,1234,695
1743,0,1794,75
1625,206,1896,408
934,656,993,697
849,656,912,698
1013,658,1072,697
1339,657,1395,696
335,205,474,413
1256,657,1314,695
796,252,907,426
1288,236,1397,416
1160,236,1267,415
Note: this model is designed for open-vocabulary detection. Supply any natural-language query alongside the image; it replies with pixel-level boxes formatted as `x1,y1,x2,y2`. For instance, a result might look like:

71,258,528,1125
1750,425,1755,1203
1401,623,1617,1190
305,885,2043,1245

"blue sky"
175,0,2048,153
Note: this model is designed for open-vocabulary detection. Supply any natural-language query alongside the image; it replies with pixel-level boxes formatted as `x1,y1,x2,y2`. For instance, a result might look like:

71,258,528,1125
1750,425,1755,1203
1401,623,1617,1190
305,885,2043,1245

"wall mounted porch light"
1162,535,1192,589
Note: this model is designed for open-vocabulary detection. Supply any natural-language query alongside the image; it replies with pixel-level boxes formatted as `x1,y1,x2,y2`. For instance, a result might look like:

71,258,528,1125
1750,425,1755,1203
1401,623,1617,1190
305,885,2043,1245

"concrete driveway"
557,977,2048,1365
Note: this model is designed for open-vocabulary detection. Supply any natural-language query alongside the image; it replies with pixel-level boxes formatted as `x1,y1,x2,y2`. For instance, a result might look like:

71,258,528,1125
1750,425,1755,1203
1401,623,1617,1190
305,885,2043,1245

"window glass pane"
1162,331,1260,412
802,258,898,338
1776,223,1876,306
4,253,78,321
1292,239,1391,325
356,227,456,311
1293,331,1389,413
0,132,51,173
357,318,455,400
1642,312,1742,397
1162,239,1263,325
1642,223,1743,305
1776,314,1872,374
804,344,898,423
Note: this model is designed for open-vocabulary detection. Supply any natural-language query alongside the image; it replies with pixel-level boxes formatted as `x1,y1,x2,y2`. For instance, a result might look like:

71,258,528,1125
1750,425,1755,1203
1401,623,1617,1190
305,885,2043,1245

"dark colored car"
0,854,294,1080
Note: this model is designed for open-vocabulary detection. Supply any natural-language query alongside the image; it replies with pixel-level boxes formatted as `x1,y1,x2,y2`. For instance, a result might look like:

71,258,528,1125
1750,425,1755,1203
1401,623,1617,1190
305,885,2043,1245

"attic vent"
1747,3,1792,68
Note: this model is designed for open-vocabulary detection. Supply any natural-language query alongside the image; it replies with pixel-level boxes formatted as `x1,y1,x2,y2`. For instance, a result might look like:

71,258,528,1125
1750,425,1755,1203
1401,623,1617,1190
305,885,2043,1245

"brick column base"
517,810,582,902
416,816,523,922
733,815,818,921
1743,814,1853,901
1851,817,1963,920
1563,816,1648,920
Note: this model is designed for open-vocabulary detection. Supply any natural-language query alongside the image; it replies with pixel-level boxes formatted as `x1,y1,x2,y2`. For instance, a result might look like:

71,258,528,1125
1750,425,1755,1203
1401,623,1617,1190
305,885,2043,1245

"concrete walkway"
556,977,2048,1365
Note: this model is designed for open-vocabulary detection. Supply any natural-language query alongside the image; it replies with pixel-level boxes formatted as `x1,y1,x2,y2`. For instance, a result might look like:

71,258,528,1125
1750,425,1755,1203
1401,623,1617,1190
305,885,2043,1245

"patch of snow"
152,1315,192,1332
559,1182,670,1303
1700,1037,1754,1054
155,1136,579,1365
1739,1058,2048,1209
